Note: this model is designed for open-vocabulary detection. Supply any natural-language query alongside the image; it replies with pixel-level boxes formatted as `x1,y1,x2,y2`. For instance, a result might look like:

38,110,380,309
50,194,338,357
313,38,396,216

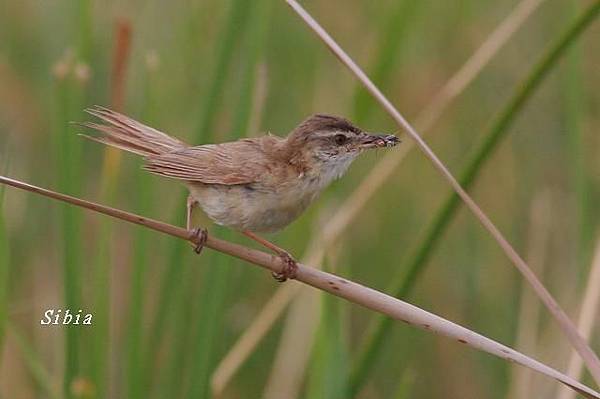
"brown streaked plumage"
80,105,399,280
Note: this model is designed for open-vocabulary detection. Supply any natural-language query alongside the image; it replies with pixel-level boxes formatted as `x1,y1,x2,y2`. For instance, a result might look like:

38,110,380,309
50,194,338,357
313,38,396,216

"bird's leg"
186,195,197,230
187,195,207,254
242,231,298,282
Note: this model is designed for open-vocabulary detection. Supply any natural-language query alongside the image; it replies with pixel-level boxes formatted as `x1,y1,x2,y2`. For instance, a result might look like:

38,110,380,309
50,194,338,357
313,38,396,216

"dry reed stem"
100,19,132,191
211,245,325,396
262,237,343,398
6,322,61,399
211,284,301,395
259,246,326,398
263,287,321,399
247,63,269,137
109,20,131,112
285,0,600,385
507,192,552,399
556,236,600,399
214,0,547,391
1,174,599,398
416,0,547,131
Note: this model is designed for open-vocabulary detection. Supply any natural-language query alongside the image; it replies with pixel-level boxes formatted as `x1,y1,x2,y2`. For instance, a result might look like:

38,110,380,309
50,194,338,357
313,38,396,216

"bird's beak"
358,132,400,149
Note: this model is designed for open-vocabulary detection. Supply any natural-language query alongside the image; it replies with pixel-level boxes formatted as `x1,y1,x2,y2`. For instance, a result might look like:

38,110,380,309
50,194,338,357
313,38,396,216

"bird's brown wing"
143,138,275,185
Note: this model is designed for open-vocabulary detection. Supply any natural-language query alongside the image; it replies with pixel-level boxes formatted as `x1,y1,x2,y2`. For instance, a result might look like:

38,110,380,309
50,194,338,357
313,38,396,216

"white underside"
188,154,356,232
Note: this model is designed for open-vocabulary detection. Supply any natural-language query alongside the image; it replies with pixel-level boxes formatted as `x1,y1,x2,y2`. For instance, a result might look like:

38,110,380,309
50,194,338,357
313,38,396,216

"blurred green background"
0,0,599,398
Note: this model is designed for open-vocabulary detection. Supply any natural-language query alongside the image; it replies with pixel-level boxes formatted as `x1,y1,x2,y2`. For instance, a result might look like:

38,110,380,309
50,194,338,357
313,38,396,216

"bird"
79,106,399,281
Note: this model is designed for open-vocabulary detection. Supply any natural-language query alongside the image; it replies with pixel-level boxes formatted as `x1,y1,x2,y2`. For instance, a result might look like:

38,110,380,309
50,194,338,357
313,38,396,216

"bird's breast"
188,179,322,233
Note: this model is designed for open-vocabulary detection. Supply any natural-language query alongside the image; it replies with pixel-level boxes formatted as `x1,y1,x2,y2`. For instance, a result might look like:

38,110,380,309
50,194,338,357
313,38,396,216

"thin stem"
211,284,301,395
8,323,61,399
0,173,599,399
91,19,132,399
285,0,600,385
416,0,547,131
194,0,253,142
352,0,421,124
0,181,8,354
507,193,552,399
557,236,600,399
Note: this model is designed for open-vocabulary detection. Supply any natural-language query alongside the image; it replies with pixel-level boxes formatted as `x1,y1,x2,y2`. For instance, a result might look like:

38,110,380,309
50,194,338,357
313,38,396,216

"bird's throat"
304,153,357,191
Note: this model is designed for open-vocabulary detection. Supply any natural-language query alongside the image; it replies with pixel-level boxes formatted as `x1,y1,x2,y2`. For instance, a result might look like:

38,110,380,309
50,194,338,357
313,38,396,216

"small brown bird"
80,106,399,281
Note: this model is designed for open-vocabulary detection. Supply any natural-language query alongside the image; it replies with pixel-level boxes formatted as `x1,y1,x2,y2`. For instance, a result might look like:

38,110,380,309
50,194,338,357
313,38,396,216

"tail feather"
80,106,187,156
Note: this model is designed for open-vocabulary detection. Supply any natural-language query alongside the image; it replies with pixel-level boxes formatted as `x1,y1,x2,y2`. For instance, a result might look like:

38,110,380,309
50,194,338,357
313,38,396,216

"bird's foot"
190,227,208,254
240,230,298,282
272,251,298,282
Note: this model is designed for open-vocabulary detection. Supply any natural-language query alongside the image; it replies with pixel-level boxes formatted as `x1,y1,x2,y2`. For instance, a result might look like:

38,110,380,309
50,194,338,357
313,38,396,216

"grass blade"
87,20,132,399
232,0,273,135
507,193,552,399
562,0,593,273
132,60,161,399
8,323,61,399
0,174,8,353
305,290,349,399
263,286,321,399
211,284,301,395
194,0,253,141
52,3,93,396
53,64,85,399
352,0,420,124
392,369,416,399
186,243,234,399
556,236,600,399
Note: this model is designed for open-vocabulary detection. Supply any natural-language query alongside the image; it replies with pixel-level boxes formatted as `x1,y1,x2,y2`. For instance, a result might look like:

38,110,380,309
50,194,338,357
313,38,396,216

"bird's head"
285,114,399,177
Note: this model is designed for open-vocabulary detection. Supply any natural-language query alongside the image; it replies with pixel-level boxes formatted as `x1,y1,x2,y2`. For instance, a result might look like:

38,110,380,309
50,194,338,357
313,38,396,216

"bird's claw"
272,252,298,282
190,228,208,254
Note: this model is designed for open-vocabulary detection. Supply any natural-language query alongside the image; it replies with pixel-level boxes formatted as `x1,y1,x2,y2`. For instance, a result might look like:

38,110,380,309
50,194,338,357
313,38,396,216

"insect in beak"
358,133,400,149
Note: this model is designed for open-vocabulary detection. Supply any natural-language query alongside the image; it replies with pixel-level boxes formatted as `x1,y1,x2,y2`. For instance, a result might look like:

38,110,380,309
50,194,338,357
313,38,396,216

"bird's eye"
334,134,347,145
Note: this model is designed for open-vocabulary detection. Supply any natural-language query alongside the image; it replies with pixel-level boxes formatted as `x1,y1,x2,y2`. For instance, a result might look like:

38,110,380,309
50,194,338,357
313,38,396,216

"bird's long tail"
78,106,187,156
